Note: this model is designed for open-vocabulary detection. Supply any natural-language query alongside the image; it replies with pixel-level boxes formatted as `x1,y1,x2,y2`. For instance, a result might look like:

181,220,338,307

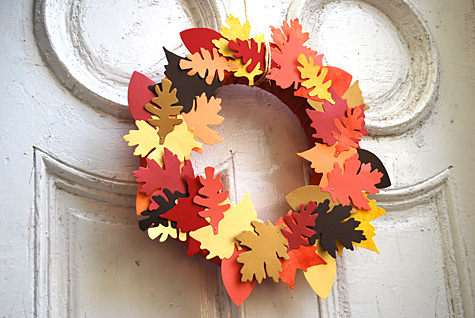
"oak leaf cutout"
297,54,334,103
139,188,188,231
270,18,310,53
145,78,183,144
148,220,186,243
181,93,224,145
228,38,265,73
309,199,365,258
194,167,231,234
189,193,259,260
133,148,194,196
282,201,318,250
236,220,289,283
179,47,236,85
322,153,382,210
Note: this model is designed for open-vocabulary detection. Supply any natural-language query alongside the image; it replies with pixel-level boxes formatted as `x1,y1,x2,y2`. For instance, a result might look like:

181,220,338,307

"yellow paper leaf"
342,80,370,111
189,194,260,260
219,14,251,41
181,93,224,145
285,185,339,212
303,240,336,299
148,220,178,242
298,143,357,187
212,38,236,58
336,197,386,256
232,58,262,86
297,54,334,103
124,120,160,158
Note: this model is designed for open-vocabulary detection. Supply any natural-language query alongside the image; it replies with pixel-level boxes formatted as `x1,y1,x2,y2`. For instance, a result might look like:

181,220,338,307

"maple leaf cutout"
306,89,348,146
228,38,265,73
322,153,382,210
270,18,310,53
212,14,253,58
194,167,231,234
297,54,334,104
282,201,318,250
309,199,366,258
189,193,259,260
133,148,194,196
332,106,368,155
236,220,289,283
145,79,183,144
179,47,236,85
181,93,224,145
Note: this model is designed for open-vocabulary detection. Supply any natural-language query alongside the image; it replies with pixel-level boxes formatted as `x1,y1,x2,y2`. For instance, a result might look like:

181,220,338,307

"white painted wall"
0,0,474,317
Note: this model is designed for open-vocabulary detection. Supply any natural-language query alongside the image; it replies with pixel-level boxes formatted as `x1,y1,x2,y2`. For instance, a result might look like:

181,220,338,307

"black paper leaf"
357,148,391,188
162,48,222,113
139,188,188,231
309,199,366,258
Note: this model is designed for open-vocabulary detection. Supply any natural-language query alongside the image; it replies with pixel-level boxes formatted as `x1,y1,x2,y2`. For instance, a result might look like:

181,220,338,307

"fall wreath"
124,15,391,306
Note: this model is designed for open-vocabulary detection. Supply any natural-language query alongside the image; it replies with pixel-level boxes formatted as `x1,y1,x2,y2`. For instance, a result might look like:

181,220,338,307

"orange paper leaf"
279,245,326,289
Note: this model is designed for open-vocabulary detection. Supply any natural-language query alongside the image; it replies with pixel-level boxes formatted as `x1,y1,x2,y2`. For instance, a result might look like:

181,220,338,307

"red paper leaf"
306,89,348,145
180,28,222,56
279,245,326,289
282,201,318,250
186,237,203,256
267,31,322,90
194,167,231,234
221,246,256,306
161,176,209,233
270,18,310,53
333,106,368,154
128,71,155,122
132,148,194,196
322,153,383,210
228,38,265,73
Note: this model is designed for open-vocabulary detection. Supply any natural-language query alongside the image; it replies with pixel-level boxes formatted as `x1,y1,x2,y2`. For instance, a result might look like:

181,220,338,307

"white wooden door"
1,0,474,317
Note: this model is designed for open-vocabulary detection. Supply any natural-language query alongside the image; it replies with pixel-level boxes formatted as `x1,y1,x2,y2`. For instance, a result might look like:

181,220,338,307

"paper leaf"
357,148,391,188
179,47,236,85
306,89,348,145
194,167,231,234
221,246,256,306
332,106,367,154
228,38,265,73
147,220,179,242
161,176,209,233
295,66,352,101
164,48,222,113
342,80,368,109
128,71,155,122
309,199,365,258
181,93,224,145
236,220,289,283
270,18,310,51
133,148,193,196
190,193,259,260
267,31,316,90
285,185,339,212
180,28,222,55
298,143,357,187
337,198,386,255
150,117,202,165
219,14,251,41
123,120,160,158
297,54,333,103
139,189,188,231
231,58,263,85
303,241,336,299
279,245,326,289
322,153,382,210
145,79,183,144
282,201,318,250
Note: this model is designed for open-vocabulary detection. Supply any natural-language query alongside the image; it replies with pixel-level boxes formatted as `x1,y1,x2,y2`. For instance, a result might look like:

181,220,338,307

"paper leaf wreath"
124,15,391,306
